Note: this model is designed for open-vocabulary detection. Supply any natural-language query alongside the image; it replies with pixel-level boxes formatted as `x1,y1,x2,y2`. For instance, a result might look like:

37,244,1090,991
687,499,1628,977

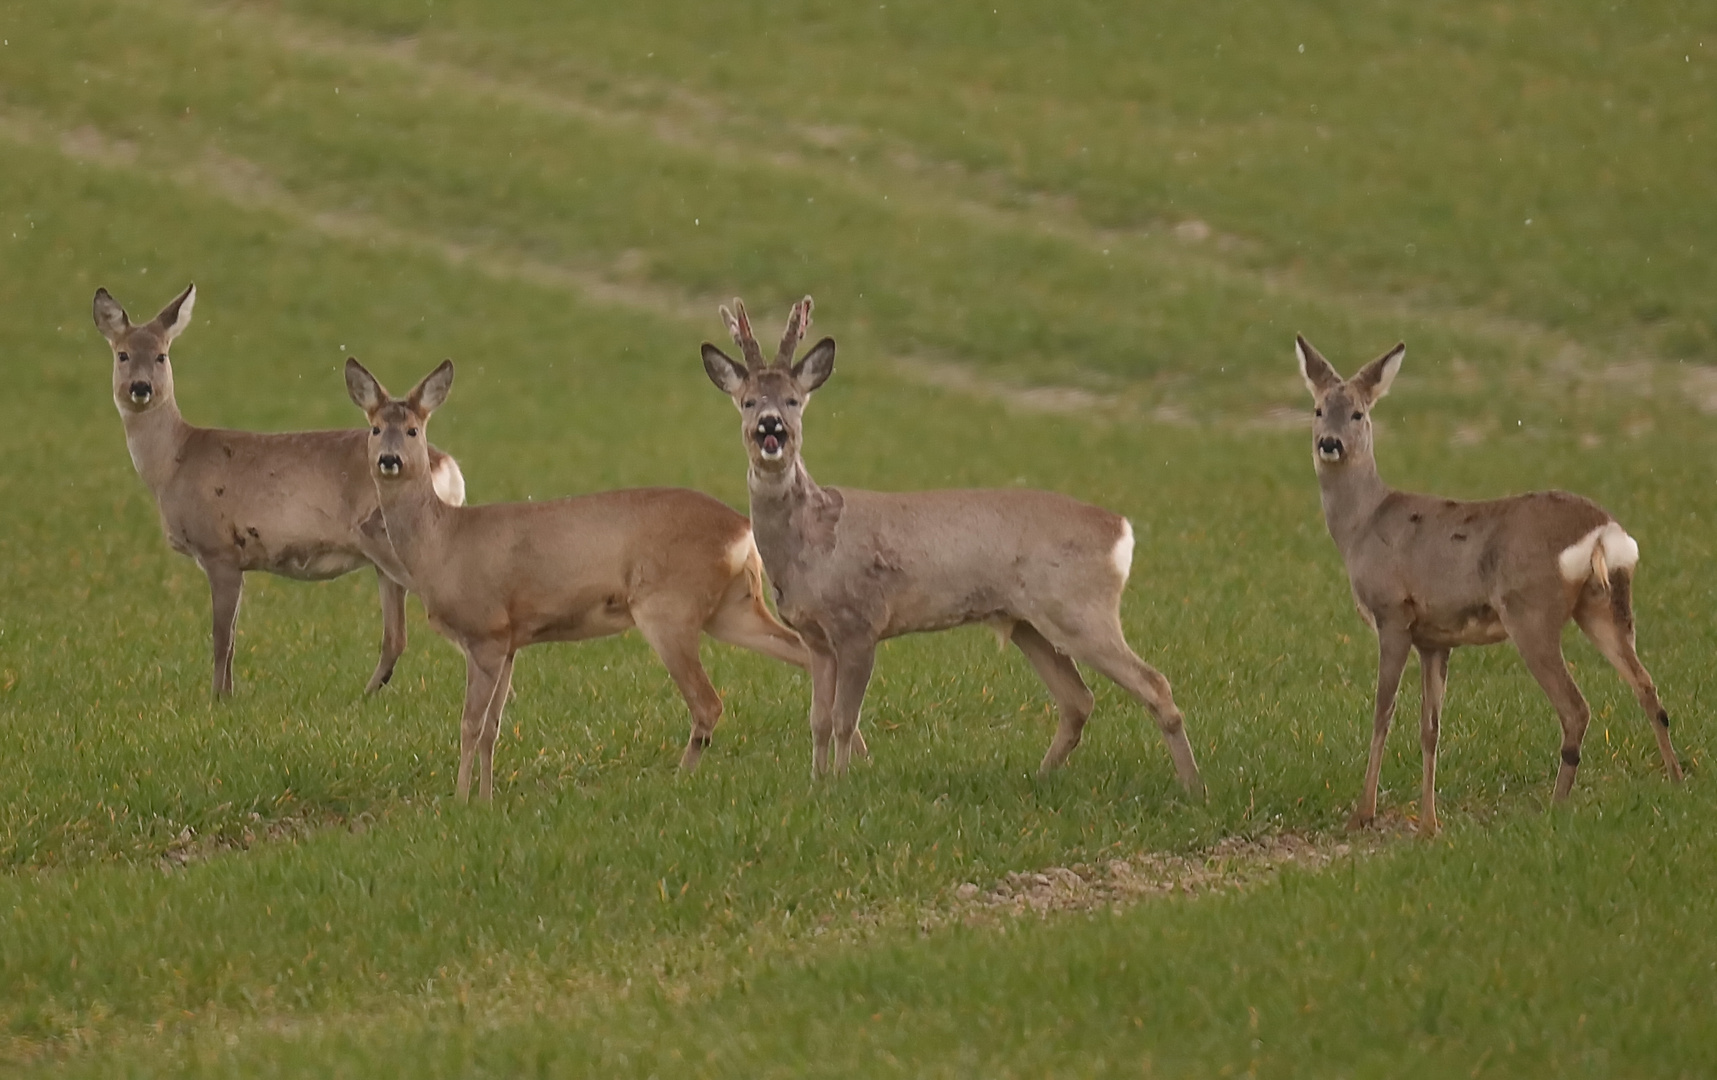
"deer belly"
260,543,370,581
1413,604,1507,648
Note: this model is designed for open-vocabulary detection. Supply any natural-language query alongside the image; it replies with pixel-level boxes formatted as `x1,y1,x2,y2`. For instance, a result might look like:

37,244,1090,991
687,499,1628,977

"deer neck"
1316,454,1390,555
747,458,823,573
119,398,191,495
373,475,451,580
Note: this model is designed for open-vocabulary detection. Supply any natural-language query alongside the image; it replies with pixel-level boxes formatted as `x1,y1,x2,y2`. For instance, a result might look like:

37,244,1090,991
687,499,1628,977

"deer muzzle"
754,414,788,461
1317,437,1344,463
377,453,403,476
128,381,153,405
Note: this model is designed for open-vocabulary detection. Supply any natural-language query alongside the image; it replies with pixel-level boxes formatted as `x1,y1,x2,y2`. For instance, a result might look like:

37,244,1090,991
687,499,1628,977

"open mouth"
377,454,403,477
754,418,787,461
1317,438,1344,463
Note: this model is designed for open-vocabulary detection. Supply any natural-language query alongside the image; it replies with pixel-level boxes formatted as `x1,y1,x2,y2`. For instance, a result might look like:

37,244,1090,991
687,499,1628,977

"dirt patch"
943,831,1381,924
157,808,380,872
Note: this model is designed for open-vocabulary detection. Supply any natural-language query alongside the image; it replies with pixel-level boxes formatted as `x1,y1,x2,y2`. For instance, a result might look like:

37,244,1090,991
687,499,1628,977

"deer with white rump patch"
344,357,810,802
701,297,1203,790
1296,335,1682,836
94,284,466,697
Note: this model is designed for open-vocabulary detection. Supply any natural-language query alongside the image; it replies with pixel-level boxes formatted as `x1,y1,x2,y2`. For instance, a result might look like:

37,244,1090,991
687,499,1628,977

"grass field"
2,0,1714,1074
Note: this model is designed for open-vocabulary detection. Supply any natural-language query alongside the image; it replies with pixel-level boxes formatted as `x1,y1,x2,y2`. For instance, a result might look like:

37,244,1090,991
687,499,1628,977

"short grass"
1,1,1713,1075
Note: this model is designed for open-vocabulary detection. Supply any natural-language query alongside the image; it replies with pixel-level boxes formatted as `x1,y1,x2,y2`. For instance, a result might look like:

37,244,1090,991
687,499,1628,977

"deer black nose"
377,453,403,476
756,415,786,437
128,381,153,404
1317,437,1344,461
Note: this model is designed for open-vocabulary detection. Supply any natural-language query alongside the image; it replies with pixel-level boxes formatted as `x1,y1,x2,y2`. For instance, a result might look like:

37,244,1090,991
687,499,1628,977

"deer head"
701,296,835,475
93,284,196,415
345,358,454,486
1296,335,1405,470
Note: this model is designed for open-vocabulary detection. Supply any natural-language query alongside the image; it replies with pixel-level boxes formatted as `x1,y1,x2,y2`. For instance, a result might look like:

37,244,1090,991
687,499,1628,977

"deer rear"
1296,335,1682,836
703,296,1203,791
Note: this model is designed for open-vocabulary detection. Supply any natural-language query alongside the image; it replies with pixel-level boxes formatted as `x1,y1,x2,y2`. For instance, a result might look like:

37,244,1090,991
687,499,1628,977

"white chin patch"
130,392,151,405
1318,448,1342,463
379,463,401,477
760,446,783,461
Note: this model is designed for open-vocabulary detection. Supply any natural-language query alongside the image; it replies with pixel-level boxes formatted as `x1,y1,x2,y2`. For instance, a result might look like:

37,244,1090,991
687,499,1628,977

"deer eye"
786,398,800,408
156,354,167,364
406,427,418,437
1352,411,1364,421
743,399,756,408
117,352,129,363
1314,408,1322,417
371,426,381,435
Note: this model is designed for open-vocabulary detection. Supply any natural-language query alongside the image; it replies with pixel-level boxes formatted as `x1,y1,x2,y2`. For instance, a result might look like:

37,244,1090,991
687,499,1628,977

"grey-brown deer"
94,284,465,697
344,357,810,802
1296,335,1682,836
701,297,1203,791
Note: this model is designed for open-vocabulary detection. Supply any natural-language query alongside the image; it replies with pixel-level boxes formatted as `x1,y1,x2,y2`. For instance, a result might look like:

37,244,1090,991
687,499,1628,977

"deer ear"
345,357,387,413
1295,335,1342,399
408,359,455,415
791,337,836,393
93,288,130,343
702,343,749,396
154,284,197,345
1352,343,1405,404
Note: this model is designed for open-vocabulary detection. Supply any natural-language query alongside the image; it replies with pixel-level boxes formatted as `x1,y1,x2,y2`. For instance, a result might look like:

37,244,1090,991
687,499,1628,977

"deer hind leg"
633,605,726,772
366,569,409,695
1052,617,1202,796
1353,628,1413,830
1417,647,1450,837
829,640,877,777
204,561,244,699
1501,604,1591,803
1011,621,1095,775
475,651,516,802
1574,574,1682,782
455,642,508,803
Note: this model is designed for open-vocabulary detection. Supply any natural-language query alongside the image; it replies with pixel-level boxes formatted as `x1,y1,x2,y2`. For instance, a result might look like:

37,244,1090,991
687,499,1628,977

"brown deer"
343,357,812,802
94,284,465,697
700,297,1203,791
1296,335,1682,835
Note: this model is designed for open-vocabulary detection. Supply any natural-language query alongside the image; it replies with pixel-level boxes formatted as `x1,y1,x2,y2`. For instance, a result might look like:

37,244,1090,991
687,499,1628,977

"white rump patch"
1111,519,1135,583
1558,523,1639,584
725,531,757,576
431,456,467,506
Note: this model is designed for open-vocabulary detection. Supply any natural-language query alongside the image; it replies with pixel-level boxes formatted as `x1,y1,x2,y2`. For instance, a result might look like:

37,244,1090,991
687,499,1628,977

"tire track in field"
138,0,1631,370
0,104,1158,424
6,104,1694,432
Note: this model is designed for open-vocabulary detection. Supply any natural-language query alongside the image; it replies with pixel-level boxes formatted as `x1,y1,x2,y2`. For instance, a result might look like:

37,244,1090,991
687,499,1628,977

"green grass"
0,0,1713,1074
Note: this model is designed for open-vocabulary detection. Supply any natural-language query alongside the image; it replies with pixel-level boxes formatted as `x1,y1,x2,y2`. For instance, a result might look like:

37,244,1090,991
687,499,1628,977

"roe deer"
94,284,465,697
344,358,810,802
701,297,1203,791
1296,335,1682,836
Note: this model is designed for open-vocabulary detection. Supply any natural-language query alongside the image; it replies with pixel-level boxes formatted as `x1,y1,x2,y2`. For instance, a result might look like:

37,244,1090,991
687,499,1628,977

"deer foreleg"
1417,647,1450,837
205,561,244,699
1352,628,1412,830
366,569,409,694
829,641,876,777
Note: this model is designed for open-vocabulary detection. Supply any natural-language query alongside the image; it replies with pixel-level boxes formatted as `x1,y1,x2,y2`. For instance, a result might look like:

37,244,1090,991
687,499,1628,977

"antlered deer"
94,284,465,697
344,358,811,802
701,297,1203,791
1296,335,1682,835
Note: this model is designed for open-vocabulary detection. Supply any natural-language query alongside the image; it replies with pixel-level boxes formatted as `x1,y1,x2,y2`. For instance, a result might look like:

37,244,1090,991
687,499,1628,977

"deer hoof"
1345,810,1374,833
